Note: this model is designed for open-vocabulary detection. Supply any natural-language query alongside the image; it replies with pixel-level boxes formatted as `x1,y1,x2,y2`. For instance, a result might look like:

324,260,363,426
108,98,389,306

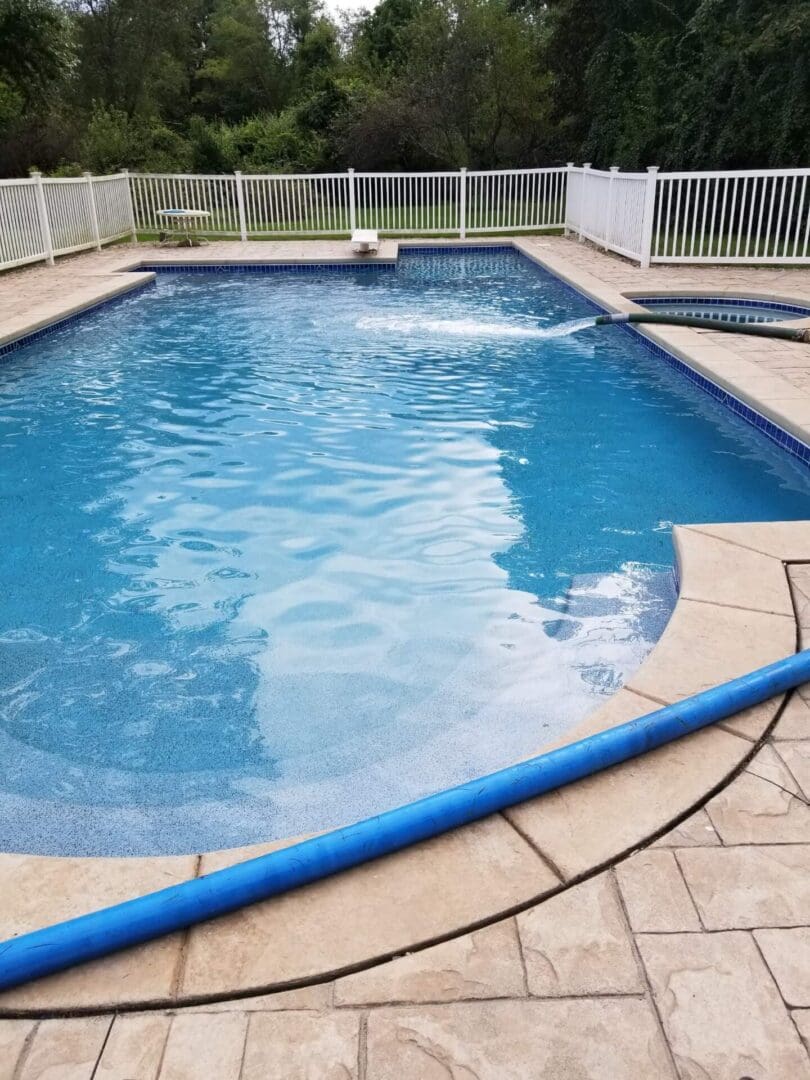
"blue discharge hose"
1,649,809,993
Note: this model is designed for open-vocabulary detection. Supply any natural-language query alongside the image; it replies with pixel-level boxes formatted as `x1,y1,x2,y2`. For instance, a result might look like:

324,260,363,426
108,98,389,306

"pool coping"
0,239,808,1015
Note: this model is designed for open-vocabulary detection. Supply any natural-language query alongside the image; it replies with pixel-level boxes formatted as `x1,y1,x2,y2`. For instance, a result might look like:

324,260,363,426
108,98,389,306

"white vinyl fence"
566,165,656,263
3,164,810,273
129,167,569,239
0,172,134,271
566,164,810,267
651,169,810,264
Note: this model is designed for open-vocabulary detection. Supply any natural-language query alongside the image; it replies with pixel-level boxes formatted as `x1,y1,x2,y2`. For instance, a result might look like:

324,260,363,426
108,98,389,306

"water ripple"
0,249,807,854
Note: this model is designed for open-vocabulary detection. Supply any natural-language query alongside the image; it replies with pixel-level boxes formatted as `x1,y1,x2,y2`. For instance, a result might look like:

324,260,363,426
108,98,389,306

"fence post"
31,172,54,266
120,170,137,242
234,171,248,241
639,165,659,268
84,172,102,251
563,163,574,235
578,163,591,241
604,165,619,251
348,168,356,234
458,167,467,240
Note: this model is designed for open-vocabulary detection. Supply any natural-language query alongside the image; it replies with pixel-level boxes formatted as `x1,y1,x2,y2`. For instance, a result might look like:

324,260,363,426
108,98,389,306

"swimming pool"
2,248,810,856
636,295,810,324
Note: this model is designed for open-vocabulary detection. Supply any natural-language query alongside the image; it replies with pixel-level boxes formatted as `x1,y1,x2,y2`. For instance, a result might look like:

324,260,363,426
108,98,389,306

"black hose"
595,311,810,342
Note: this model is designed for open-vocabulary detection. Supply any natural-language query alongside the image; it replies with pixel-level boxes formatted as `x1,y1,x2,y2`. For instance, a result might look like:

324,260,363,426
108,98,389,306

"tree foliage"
0,0,808,177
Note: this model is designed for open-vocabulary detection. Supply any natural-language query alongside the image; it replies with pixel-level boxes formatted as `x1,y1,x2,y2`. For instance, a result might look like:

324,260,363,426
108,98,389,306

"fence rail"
566,164,810,267
2,165,810,273
651,171,810,264
566,166,653,262
0,172,133,271
128,167,568,239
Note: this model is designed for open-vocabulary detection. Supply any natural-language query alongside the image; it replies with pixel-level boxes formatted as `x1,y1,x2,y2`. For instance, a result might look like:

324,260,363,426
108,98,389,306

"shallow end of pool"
0,519,802,1015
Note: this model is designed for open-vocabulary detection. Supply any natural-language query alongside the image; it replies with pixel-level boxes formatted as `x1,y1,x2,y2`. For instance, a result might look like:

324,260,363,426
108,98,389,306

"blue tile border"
513,247,810,468
633,295,810,318
616,322,810,463
0,284,153,358
136,262,395,275
400,245,515,256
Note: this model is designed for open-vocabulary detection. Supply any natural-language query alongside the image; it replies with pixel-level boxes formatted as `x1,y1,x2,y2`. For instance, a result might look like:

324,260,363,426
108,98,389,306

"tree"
2,0,808,177
0,0,75,174
194,0,325,121
355,0,423,70
79,106,192,172
352,0,553,169
71,0,206,120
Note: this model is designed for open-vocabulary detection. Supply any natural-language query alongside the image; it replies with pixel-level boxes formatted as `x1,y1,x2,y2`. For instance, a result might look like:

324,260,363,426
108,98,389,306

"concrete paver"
704,768,810,844
795,1010,810,1055
515,874,642,996
158,1014,248,1080
0,852,196,1012
95,1014,171,1080
180,815,558,998
651,807,720,847
754,927,810,1007
674,525,793,615
677,845,810,929
637,931,810,1080
0,1020,37,1080
16,1017,111,1080
364,999,677,1080
775,740,810,797
241,1012,360,1080
333,920,526,1005
614,851,701,932
773,694,810,740
504,721,751,880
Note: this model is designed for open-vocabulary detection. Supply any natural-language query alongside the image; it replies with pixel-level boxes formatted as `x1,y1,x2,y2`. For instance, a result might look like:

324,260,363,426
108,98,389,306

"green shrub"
232,110,328,173
79,106,191,173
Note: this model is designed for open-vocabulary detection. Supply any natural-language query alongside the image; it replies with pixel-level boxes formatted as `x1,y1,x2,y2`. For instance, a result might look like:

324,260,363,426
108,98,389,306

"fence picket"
4,165,810,273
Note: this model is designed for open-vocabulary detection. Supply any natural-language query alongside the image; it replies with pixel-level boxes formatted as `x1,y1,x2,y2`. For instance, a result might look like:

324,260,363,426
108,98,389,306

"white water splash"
355,314,594,340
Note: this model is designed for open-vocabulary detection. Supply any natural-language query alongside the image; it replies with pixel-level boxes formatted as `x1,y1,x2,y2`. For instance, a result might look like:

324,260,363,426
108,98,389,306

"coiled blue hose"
0,649,808,993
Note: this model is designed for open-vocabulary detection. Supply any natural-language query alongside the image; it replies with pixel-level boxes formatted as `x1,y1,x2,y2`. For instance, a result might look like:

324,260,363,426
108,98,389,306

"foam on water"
356,314,595,339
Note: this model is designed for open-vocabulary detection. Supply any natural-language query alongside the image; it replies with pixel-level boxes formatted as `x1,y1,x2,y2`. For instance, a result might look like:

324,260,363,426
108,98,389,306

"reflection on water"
0,250,807,855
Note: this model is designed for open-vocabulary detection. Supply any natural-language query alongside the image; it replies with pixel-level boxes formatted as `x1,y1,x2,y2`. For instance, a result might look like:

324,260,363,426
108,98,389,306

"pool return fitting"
0,651,809,992
596,310,810,342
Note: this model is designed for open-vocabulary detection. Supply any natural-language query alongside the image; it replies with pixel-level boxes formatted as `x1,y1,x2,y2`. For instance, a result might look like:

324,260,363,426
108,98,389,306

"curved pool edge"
0,519,803,1014
1,238,810,1013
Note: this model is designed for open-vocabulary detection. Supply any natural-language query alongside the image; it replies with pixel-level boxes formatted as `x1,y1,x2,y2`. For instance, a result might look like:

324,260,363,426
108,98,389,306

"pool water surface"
1,249,809,855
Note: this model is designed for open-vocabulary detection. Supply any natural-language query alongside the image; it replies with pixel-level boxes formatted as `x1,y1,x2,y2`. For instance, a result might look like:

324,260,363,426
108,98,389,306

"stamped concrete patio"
3,661,810,1078
1,237,810,1077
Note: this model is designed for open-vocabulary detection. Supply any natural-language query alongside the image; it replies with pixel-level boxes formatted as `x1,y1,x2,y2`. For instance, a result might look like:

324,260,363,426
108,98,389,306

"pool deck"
1,238,810,1077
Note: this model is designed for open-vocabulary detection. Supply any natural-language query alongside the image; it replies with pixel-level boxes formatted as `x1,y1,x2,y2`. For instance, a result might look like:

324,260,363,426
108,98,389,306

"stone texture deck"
1,237,810,1076
4,684,810,1080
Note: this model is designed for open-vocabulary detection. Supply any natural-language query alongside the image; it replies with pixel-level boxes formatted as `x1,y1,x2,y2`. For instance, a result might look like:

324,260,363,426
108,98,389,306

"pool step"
544,567,677,644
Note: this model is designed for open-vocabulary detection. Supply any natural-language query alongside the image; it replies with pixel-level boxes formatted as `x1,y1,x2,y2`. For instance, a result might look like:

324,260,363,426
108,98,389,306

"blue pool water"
2,249,810,855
